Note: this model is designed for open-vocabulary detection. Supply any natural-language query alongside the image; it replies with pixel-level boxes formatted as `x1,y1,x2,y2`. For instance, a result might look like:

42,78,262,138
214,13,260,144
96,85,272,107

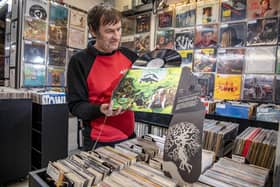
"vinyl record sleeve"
69,8,87,29
220,0,246,22
175,29,194,50
193,48,217,72
178,50,193,69
247,0,278,19
219,22,246,48
49,2,68,26
47,67,65,87
194,72,215,97
134,33,150,55
242,74,274,102
156,29,174,49
217,48,245,74
214,74,242,100
122,16,136,36
175,3,196,27
247,17,278,46
25,0,48,20
48,45,66,66
195,24,218,49
23,40,45,64
245,46,276,74
136,14,151,34
196,0,219,25
48,24,67,46
23,17,47,41
158,10,174,28
68,28,86,49
23,63,45,87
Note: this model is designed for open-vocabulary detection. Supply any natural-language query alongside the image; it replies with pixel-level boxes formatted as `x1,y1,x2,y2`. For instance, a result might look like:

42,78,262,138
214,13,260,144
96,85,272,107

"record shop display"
25,0,48,20
135,49,182,68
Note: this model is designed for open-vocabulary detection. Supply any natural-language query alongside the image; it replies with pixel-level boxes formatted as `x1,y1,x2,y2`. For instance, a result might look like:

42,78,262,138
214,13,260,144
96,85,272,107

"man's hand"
100,103,122,117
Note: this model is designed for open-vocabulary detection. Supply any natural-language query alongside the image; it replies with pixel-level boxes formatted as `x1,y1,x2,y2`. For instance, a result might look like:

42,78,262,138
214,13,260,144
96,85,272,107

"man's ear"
89,25,97,37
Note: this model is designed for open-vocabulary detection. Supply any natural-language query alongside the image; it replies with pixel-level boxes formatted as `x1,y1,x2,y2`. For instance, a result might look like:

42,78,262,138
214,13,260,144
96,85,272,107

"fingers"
100,104,123,117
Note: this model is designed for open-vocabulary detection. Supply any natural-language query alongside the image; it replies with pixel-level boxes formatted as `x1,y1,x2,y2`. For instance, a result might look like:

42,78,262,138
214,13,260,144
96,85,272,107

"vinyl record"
135,49,182,68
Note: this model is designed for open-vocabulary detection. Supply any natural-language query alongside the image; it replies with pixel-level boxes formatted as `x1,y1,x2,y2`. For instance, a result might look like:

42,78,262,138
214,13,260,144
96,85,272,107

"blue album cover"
49,3,68,26
23,63,45,87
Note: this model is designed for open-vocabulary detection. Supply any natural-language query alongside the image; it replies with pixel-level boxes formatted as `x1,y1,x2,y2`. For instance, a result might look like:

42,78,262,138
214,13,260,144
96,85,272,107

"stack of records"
150,125,168,137
203,119,239,157
199,157,270,187
232,127,277,169
31,90,66,105
256,104,280,123
0,87,31,99
134,121,150,138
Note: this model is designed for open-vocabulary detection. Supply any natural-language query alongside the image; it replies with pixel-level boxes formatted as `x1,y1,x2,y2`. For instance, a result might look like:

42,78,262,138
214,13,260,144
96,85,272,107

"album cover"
219,22,246,48
48,24,67,46
49,2,68,26
196,0,219,25
156,29,174,49
47,67,65,87
25,0,48,20
158,10,173,28
242,74,274,102
175,29,194,50
247,17,278,46
24,17,47,41
195,24,218,48
175,3,196,27
178,50,193,69
275,76,280,103
9,45,16,67
23,41,45,64
134,33,150,55
122,16,136,36
48,45,66,66
121,36,135,50
136,13,151,33
277,47,280,74
217,48,245,74
68,28,86,49
194,72,215,97
193,48,217,72
221,0,246,22
214,74,242,100
69,8,87,29
245,46,276,74
247,0,278,19
23,63,45,87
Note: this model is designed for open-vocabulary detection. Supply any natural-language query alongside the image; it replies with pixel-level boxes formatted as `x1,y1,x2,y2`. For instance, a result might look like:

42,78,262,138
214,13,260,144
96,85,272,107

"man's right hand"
100,103,122,117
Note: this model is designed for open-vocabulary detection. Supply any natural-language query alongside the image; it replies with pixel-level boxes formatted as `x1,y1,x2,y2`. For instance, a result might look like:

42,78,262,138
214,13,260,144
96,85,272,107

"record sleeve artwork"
49,24,67,46
69,8,86,29
68,28,85,49
25,0,48,20
24,17,47,41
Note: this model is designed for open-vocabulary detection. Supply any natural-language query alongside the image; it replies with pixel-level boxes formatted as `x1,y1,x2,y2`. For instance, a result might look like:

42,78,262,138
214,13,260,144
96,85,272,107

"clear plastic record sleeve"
175,3,196,28
68,28,86,49
47,67,65,87
175,29,194,50
247,0,278,20
23,40,46,64
219,22,246,48
195,24,218,49
23,17,47,41
49,2,68,26
245,46,276,74
69,8,87,30
193,48,217,72
196,0,219,25
25,0,48,21
158,10,174,28
156,29,174,49
220,0,246,22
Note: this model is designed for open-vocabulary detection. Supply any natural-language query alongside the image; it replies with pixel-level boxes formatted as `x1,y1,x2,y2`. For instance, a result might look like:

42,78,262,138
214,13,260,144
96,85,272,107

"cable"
92,116,108,150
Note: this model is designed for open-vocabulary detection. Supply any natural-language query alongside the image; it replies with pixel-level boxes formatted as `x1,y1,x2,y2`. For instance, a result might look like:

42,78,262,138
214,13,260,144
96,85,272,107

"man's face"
261,0,269,10
201,32,213,46
94,21,121,53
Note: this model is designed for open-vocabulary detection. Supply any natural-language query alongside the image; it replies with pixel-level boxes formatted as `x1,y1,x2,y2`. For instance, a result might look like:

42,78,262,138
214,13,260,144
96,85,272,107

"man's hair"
87,4,121,34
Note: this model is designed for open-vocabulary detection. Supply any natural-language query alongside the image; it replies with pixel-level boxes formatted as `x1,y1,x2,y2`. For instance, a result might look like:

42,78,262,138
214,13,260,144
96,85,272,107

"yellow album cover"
214,74,241,100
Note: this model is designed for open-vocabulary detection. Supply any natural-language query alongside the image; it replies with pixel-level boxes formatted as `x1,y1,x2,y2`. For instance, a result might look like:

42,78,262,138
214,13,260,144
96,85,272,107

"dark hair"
87,4,122,34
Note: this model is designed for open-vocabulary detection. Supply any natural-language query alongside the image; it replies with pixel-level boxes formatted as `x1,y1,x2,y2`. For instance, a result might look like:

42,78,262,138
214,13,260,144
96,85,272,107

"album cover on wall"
121,36,135,50
175,29,194,50
217,48,245,74
247,17,278,46
134,33,150,55
277,47,280,74
194,72,215,97
48,24,67,46
49,2,68,26
214,74,242,100
156,29,174,49
178,50,193,69
136,13,151,33
69,8,87,29
24,17,47,41
220,0,246,22
158,10,173,28
195,24,218,49
175,3,196,27
48,45,66,66
275,76,280,103
242,74,274,102
11,21,17,43
68,28,86,49
47,67,65,87
196,0,219,25
23,40,45,64
245,46,276,74
193,48,217,72
219,22,246,48
23,63,45,87
25,0,48,20
247,0,278,19
122,16,136,36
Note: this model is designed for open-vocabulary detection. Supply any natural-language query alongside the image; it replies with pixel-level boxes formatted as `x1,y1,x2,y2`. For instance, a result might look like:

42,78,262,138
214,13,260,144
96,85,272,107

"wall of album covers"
120,0,280,104
5,0,87,88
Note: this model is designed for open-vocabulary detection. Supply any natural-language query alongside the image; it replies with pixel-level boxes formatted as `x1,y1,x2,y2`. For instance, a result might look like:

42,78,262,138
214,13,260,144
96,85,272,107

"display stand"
0,98,32,184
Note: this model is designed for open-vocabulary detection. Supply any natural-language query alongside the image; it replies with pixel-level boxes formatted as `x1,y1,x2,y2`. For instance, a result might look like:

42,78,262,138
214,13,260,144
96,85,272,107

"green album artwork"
112,68,182,114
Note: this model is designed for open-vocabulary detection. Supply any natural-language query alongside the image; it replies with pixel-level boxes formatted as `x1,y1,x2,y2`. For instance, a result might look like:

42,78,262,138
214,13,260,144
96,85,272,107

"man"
195,29,217,48
67,4,138,151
